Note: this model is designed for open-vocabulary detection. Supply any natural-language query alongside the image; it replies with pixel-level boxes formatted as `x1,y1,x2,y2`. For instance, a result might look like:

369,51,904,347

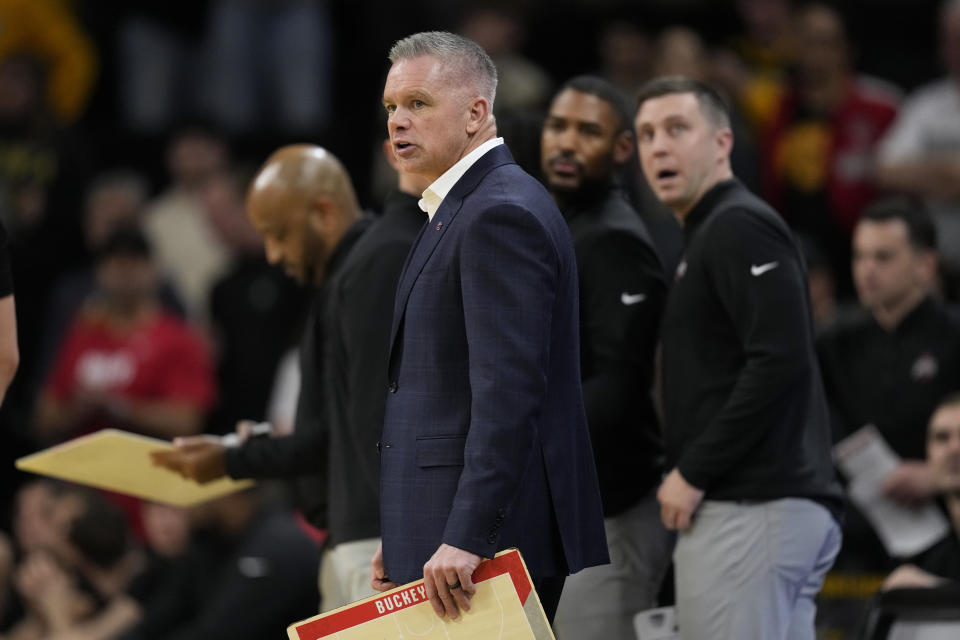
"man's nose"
948,433,960,452
859,259,878,276
556,128,578,151
264,241,283,265
389,108,411,131
650,131,670,155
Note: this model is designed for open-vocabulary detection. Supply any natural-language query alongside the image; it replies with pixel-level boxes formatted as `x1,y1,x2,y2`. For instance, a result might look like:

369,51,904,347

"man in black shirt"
819,198,960,570
120,489,320,640
883,393,960,590
153,145,426,611
635,76,843,640
539,75,672,640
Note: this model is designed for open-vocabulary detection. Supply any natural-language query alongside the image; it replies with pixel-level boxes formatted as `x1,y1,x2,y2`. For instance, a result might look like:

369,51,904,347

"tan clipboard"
15,428,253,506
287,548,555,640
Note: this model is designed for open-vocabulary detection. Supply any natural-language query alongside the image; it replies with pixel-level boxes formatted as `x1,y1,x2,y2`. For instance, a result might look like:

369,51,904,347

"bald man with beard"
153,144,427,611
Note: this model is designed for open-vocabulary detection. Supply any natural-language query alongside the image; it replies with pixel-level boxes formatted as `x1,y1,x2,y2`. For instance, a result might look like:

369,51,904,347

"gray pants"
553,493,675,639
675,498,841,640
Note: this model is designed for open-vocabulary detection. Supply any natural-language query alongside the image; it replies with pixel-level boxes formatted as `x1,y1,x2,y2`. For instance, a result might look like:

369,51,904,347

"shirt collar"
682,178,740,243
324,218,369,283
418,137,504,220
878,295,937,335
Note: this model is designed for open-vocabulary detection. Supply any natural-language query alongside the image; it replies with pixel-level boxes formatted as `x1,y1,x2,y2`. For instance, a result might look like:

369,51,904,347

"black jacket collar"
682,178,741,243
326,219,368,282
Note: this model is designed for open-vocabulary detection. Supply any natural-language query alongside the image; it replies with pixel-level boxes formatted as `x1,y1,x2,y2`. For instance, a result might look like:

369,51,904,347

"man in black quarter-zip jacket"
635,75,843,640
540,75,673,640
153,144,427,613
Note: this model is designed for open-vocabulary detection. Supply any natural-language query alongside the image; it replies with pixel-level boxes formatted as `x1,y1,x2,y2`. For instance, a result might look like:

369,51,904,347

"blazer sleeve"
224,312,328,479
223,425,322,479
441,203,560,556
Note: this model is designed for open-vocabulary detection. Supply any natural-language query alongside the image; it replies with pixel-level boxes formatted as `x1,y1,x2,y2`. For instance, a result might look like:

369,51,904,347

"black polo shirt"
912,526,960,583
818,297,960,460
561,184,666,516
660,179,842,513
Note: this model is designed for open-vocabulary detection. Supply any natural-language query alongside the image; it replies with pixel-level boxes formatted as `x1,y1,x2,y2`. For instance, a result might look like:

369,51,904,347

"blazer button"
388,381,398,393
376,441,381,453
487,534,497,544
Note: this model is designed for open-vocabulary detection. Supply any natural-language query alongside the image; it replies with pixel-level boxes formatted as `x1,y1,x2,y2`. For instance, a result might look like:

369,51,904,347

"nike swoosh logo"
750,262,779,277
621,292,647,305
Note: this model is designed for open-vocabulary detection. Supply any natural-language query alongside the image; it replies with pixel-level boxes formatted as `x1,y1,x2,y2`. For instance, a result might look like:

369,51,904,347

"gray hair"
389,31,498,106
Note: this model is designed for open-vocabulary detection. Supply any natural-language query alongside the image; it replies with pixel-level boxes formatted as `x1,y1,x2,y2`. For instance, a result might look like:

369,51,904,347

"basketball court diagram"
329,574,531,640
288,550,555,640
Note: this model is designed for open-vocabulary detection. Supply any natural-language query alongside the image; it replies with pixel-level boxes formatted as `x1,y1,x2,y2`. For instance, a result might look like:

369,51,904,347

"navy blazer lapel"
388,145,516,351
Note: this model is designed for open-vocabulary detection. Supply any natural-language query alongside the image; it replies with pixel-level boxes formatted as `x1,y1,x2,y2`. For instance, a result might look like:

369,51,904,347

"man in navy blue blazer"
373,31,608,623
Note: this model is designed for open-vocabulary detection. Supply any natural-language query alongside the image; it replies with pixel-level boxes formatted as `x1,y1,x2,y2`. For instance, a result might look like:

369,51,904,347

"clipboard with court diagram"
287,549,555,640
15,428,253,506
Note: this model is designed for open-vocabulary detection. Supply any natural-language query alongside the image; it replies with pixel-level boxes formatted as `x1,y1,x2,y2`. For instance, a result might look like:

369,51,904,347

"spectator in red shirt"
33,225,216,445
759,3,900,292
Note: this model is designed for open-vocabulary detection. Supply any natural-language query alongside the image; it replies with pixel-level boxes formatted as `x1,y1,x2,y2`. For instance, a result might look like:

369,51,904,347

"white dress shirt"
418,137,504,221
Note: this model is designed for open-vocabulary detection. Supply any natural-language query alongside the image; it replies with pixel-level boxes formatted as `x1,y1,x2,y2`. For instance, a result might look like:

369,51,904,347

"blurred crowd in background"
0,0,958,638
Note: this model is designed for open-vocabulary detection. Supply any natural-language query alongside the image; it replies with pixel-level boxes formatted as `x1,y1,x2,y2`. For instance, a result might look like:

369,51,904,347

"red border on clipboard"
291,549,531,639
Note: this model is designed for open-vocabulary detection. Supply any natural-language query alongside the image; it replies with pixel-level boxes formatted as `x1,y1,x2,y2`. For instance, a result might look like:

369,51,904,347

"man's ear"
613,130,636,166
916,248,939,289
306,194,338,236
716,127,734,160
465,96,491,135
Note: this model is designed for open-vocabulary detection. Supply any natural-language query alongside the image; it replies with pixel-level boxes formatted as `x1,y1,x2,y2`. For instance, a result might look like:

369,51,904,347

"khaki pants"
319,537,381,612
